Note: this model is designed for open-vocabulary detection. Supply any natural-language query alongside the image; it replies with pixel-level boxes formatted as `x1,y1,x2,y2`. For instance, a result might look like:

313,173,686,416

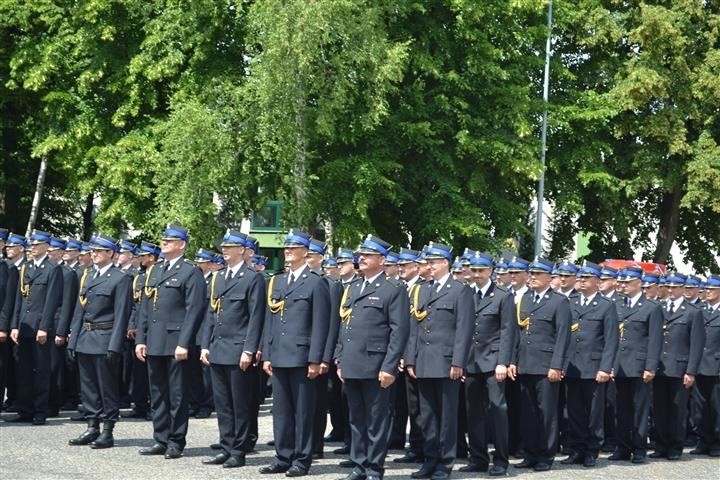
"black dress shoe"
388,442,406,450
667,452,681,461
708,449,720,457
70,412,87,421
561,452,584,465
139,443,167,455
458,463,488,472
488,465,507,476
32,417,46,425
514,459,535,469
210,442,222,450
366,475,380,480
194,410,211,419
631,453,646,464
324,432,343,442
533,462,551,472
410,464,435,479
267,439,276,447
333,445,350,455
690,446,709,455
601,443,617,453
608,450,631,461
339,459,355,468
164,447,182,459
649,451,666,459
312,451,324,459
6,415,33,423
223,455,246,468
121,410,148,419
203,452,230,465
260,463,290,474
285,465,308,477
430,470,450,480
340,472,366,480
583,455,597,467
394,452,423,463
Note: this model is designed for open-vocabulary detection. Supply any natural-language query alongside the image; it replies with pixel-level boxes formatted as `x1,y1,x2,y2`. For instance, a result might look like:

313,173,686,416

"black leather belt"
82,321,114,331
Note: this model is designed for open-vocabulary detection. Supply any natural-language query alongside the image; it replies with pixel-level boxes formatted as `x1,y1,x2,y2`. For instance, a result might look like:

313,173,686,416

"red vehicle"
601,259,666,275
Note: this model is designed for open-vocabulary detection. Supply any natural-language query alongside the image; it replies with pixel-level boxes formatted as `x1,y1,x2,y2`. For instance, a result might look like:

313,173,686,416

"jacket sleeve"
452,285,475,369
108,274,133,353
0,266,18,332
39,264,63,332
56,269,79,336
645,303,664,373
404,288,419,367
600,301,619,374
308,277,331,364
243,272,267,354
177,267,207,350
381,283,410,375
687,308,706,375
323,280,342,364
550,296,571,370
497,292,516,367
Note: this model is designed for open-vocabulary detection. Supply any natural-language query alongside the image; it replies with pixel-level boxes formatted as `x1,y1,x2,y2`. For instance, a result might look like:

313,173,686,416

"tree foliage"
1,0,717,272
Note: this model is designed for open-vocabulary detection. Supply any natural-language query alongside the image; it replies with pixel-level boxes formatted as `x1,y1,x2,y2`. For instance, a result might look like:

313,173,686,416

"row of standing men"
0,227,718,480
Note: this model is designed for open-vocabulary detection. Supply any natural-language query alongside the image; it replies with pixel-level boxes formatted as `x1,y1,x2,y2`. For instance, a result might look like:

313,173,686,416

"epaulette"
386,277,404,288
308,269,322,277
493,284,509,294
183,259,196,266
644,297,660,305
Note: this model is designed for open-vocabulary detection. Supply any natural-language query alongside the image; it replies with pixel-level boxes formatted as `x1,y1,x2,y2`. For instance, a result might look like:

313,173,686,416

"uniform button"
426,341,430,345
576,338,580,342
218,322,222,326
526,340,531,344
347,338,350,342
218,336,222,339
281,332,285,336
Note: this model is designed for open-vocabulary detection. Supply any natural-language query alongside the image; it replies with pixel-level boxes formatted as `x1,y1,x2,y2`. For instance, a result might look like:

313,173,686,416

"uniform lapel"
428,279,452,305
354,272,385,303
158,257,183,284
475,284,494,313
284,267,309,297
218,263,248,297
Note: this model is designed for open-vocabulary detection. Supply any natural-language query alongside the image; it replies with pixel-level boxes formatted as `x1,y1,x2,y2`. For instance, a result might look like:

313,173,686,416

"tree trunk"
81,193,95,240
653,181,683,264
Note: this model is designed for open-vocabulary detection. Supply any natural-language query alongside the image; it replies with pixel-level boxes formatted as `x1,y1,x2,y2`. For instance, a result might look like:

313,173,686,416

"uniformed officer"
328,247,358,456
8,230,63,425
690,274,720,456
189,248,220,419
305,238,342,460
47,237,80,416
609,266,663,464
596,265,621,453
0,232,26,409
384,251,400,280
509,257,571,472
462,252,514,476
122,241,160,420
67,234,132,448
650,272,705,460
260,229,330,477
561,261,619,467
405,242,474,480
393,248,425,465
506,257,529,300
200,230,266,468
598,266,620,303
642,273,660,301
494,259,510,289
685,275,703,305
336,235,410,480
135,224,207,459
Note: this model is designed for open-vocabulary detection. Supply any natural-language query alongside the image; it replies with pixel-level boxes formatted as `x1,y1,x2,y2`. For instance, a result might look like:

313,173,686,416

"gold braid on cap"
78,267,89,308
339,285,352,322
410,283,427,322
209,272,221,313
143,264,158,309
19,264,30,297
267,275,285,314
516,296,530,330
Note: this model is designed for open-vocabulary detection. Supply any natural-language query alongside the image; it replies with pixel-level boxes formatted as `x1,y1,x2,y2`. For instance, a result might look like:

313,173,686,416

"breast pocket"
437,303,455,313
228,293,246,302
364,299,384,310
367,339,388,354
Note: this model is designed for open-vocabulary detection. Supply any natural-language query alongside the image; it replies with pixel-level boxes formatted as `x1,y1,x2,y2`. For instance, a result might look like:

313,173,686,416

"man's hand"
263,360,273,377
36,329,47,345
0,331,7,343
398,358,406,373
337,367,344,383
55,335,67,347
450,366,463,381
127,329,137,340
495,365,508,382
319,362,329,375
595,370,611,384
135,344,147,362
379,371,396,389
507,364,517,381
547,368,563,382
307,362,320,379
683,373,695,389
255,350,262,367
642,370,655,383
240,352,253,371
406,366,416,379
174,346,189,361
200,349,210,366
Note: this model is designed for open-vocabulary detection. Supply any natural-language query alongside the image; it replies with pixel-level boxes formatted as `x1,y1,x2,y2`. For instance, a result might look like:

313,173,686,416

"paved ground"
1,406,718,479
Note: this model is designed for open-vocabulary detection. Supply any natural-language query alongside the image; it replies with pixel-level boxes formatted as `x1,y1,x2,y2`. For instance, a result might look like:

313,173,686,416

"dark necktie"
289,272,296,285
534,293,541,304
361,280,370,294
